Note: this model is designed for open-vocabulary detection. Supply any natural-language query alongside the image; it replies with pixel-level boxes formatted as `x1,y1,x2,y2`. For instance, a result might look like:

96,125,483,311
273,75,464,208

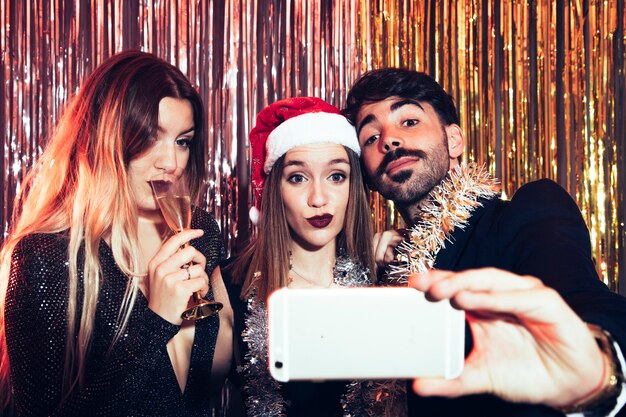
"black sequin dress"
4,209,223,417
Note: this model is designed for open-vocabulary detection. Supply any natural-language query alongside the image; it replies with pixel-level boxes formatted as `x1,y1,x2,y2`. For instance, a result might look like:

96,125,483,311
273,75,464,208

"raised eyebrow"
390,99,424,112
356,114,375,136
356,100,424,135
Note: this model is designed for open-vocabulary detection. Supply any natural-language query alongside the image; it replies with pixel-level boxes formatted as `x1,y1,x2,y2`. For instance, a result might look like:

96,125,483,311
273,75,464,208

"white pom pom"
249,206,260,225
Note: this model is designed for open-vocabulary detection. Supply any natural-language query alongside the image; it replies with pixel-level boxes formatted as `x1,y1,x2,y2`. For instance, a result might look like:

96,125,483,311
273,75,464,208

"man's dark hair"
343,68,460,127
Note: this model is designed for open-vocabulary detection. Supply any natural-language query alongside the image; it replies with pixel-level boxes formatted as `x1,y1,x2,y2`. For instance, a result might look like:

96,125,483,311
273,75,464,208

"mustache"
376,148,428,177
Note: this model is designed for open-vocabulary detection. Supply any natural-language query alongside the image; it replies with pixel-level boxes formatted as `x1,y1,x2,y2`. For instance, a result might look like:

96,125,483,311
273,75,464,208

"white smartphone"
267,287,465,382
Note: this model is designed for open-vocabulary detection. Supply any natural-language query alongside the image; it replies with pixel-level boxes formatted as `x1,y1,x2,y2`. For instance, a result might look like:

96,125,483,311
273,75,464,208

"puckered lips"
307,214,333,228
385,156,419,176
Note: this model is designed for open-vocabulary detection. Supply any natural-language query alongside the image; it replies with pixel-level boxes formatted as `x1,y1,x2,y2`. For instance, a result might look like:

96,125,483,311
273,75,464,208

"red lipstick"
307,214,333,228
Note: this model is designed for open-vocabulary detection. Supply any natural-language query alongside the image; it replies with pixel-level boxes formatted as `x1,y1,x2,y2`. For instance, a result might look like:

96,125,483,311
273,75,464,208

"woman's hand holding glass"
145,229,209,325
149,173,223,321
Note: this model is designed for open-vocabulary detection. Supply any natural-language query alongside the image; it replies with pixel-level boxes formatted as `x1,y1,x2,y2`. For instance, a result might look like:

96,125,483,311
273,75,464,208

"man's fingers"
413,378,464,397
408,269,452,292
411,268,544,299
411,269,578,324
373,230,405,266
412,370,488,399
452,287,562,318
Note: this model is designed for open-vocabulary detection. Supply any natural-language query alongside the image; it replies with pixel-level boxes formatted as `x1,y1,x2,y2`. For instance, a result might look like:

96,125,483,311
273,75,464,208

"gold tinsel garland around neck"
388,163,501,283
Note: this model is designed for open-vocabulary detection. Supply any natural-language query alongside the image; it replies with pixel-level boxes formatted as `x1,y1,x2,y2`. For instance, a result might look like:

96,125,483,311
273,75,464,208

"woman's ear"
445,124,465,159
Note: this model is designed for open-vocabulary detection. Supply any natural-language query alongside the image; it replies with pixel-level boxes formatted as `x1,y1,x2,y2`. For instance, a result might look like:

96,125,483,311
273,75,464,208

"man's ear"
445,124,465,159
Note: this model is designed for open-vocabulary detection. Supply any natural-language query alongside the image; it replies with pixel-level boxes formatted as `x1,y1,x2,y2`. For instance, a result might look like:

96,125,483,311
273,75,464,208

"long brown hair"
0,50,206,405
231,147,375,301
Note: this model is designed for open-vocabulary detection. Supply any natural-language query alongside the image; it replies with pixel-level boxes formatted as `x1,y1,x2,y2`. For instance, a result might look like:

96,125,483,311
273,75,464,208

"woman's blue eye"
329,173,347,182
287,174,306,183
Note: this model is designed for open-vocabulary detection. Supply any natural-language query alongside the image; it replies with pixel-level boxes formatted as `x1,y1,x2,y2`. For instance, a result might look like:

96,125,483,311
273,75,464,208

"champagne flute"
150,172,223,321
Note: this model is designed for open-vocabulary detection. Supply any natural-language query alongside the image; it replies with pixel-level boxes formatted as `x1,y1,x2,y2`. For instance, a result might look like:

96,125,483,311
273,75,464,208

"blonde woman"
0,51,229,416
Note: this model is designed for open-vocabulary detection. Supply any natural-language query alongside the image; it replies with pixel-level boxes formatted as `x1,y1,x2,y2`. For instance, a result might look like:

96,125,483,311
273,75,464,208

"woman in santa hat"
211,97,405,416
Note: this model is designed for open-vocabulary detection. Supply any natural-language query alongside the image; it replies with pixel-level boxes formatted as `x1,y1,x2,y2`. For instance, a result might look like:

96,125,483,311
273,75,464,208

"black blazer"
407,179,626,417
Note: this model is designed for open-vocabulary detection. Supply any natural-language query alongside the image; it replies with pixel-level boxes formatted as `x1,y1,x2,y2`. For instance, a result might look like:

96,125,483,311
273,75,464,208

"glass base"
180,300,223,321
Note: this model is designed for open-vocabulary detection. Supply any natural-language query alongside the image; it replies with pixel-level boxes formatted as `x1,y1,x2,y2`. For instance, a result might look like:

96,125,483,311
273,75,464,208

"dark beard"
389,169,412,183
368,133,451,205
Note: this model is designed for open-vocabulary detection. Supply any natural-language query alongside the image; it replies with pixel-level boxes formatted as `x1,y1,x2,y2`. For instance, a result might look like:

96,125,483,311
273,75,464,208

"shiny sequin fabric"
4,209,223,417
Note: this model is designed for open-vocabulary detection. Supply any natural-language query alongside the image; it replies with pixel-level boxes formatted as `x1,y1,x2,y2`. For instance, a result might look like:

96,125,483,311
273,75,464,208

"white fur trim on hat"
263,112,360,174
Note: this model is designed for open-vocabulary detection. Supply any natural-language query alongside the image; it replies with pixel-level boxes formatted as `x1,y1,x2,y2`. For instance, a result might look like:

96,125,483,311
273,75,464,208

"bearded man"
344,68,626,417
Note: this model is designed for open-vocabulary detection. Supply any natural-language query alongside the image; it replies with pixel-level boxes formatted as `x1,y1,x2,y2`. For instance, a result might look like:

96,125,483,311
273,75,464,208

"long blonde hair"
0,50,207,406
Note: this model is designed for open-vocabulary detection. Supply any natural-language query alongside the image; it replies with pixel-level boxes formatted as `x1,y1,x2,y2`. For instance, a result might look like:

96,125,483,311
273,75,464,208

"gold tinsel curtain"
1,0,624,295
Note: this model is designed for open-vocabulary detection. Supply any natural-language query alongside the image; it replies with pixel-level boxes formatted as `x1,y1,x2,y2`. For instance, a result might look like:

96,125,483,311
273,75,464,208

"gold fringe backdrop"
1,0,624,294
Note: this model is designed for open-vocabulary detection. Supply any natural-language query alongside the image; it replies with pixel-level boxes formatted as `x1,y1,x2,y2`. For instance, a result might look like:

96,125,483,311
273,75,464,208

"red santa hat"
249,97,360,207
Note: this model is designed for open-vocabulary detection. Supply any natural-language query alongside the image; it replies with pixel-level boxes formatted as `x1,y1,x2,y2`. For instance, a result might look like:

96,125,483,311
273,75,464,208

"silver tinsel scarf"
240,256,407,417
241,295,286,416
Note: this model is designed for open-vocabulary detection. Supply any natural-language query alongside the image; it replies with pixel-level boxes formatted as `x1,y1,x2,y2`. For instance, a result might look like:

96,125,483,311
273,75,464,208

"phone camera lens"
275,361,283,369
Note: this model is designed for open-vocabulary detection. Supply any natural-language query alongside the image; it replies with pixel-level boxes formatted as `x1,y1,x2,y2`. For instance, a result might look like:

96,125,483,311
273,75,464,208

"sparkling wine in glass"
156,194,192,233
150,173,223,321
